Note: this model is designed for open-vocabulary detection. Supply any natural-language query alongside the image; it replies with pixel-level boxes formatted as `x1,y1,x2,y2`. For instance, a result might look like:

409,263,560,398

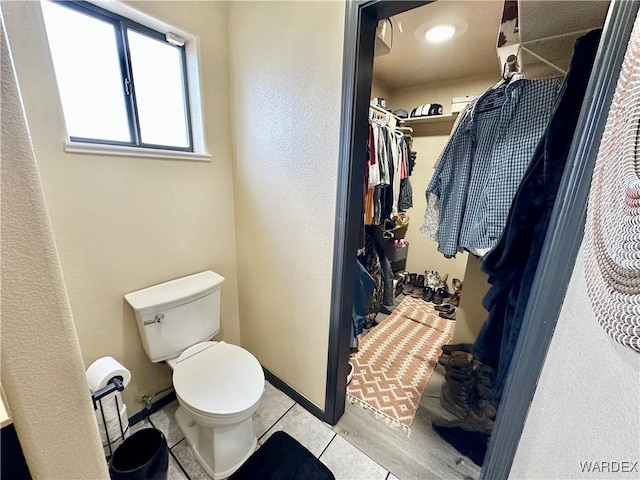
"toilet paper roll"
99,403,128,444
86,356,131,392
95,391,124,422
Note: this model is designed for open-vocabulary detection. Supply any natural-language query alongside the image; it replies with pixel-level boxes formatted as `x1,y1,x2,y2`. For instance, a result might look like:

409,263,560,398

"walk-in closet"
336,1,610,478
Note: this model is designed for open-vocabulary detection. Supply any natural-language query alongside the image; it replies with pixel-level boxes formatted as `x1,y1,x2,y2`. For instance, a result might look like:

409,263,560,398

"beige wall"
454,257,490,344
511,247,640,478
228,1,345,409
371,76,392,101
390,72,500,115
2,1,241,414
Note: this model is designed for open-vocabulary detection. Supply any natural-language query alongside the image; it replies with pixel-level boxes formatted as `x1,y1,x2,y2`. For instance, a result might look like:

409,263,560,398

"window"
42,0,193,151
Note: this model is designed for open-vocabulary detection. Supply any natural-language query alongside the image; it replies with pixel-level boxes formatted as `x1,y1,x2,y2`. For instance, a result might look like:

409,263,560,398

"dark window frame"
46,0,194,152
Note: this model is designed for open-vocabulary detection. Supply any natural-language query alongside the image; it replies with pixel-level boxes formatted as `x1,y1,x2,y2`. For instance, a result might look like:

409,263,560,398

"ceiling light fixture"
415,17,468,44
425,25,456,43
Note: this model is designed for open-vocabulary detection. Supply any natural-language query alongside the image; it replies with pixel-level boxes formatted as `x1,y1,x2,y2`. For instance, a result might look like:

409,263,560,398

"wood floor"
333,297,481,480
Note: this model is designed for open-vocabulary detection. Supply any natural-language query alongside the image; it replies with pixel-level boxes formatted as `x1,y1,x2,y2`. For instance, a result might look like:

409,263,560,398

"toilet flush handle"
143,313,164,326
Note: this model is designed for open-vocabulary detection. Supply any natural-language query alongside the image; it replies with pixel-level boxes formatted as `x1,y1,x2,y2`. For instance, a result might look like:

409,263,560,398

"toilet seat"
173,341,264,417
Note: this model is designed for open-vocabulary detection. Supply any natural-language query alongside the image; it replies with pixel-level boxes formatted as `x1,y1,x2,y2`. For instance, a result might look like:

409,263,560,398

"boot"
441,343,473,355
448,292,461,307
438,350,473,370
440,274,450,297
439,366,495,435
448,279,463,306
440,356,495,432
441,369,476,419
411,274,425,298
433,407,494,436
474,361,497,420
402,273,416,295
432,286,445,305
422,286,434,302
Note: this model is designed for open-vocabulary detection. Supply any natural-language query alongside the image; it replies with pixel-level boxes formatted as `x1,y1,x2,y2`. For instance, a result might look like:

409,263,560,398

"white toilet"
124,271,265,479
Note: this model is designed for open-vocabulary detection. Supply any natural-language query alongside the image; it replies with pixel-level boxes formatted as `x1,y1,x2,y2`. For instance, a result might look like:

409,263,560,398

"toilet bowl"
124,271,265,479
170,341,264,479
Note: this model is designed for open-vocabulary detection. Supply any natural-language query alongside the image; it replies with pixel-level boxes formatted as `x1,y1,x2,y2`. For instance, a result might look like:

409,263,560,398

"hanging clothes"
472,29,602,406
420,74,563,257
365,109,413,227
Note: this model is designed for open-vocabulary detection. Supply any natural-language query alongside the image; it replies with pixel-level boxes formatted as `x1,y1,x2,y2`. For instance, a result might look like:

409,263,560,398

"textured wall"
371,76,392,102
390,73,500,115
454,257,490,344
1,14,108,478
511,247,640,478
2,1,241,414
228,1,345,409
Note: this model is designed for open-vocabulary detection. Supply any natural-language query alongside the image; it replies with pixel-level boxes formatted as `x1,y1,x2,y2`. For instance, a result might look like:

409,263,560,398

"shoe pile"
400,272,463,319
432,343,497,466
426,274,461,319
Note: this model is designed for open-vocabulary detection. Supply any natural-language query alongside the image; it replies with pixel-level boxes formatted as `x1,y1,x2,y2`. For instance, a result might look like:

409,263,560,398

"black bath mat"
229,431,335,480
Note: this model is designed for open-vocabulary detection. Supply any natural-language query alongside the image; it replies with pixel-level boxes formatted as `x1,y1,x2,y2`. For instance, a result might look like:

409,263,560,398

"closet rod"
369,103,402,121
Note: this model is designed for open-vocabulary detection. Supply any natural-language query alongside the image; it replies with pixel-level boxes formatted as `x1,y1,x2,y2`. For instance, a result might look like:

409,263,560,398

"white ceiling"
373,0,610,91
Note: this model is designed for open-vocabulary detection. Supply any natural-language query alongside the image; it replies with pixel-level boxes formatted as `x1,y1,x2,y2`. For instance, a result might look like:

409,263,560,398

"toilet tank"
124,271,225,363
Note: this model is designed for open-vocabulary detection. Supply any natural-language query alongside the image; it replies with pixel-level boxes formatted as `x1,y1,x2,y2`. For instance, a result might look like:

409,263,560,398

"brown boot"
441,370,475,419
411,274,425,298
440,358,495,431
438,351,473,370
432,407,494,435
402,273,416,295
474,361,497,420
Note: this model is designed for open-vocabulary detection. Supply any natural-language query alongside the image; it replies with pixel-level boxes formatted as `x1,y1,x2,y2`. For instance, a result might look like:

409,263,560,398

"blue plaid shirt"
426,76,562,257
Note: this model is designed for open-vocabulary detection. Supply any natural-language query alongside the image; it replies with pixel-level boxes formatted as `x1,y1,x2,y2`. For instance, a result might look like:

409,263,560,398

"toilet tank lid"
124,271,225,313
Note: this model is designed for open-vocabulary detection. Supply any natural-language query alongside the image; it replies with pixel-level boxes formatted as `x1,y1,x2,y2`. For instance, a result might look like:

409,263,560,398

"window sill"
64,142,212,162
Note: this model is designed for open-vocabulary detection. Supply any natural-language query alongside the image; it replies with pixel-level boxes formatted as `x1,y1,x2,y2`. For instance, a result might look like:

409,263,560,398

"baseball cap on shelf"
410,103,444,117
428,104,444,115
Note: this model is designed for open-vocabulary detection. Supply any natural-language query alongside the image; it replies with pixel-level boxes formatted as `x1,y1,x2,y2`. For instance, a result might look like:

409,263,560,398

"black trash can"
109,428,168,480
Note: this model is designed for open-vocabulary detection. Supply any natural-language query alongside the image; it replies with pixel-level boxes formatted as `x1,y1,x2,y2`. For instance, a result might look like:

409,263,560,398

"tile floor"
130,381,395,480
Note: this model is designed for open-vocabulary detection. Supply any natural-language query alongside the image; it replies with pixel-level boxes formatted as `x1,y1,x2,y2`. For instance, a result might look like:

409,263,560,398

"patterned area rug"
347,295,455,432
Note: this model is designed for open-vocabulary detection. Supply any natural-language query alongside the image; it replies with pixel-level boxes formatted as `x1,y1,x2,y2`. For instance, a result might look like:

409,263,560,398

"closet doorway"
325,1,639,479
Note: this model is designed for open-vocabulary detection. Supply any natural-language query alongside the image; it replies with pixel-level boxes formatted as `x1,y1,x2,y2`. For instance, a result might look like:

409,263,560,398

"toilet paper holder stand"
91,376,126,458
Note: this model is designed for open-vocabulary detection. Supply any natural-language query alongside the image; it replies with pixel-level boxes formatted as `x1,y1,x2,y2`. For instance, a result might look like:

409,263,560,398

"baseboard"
263,368,325,422
128,390,177,426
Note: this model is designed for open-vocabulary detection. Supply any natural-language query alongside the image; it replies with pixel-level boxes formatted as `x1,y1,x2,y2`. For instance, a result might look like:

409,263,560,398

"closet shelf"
401,113,459,136
403,113,458,126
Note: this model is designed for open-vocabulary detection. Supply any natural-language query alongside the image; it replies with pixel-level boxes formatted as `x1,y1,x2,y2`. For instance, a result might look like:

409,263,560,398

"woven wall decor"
584,11,640,353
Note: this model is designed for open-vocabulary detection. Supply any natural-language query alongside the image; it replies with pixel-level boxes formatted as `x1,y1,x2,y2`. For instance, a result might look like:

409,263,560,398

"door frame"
325,0,639,478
